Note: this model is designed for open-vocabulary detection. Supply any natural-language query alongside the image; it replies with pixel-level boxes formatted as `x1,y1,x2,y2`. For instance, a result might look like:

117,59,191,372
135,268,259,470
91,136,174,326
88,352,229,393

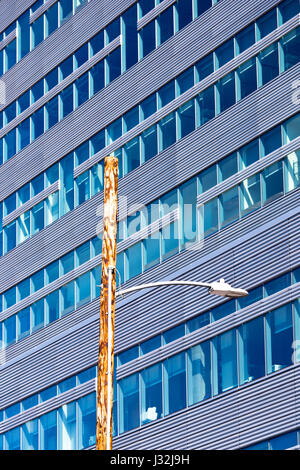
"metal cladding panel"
0,0,280,106
113,366,300,450
0,69,299,295
0,193,299,410
0,1,288,199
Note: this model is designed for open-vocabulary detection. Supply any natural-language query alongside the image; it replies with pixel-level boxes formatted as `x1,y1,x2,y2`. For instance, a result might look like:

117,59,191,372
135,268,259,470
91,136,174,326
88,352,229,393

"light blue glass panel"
140,335,161,355
281,27,300,72
284,113,300,144
201,197,218,238
4,220,16,253
17,278,30,301
213,330,238,394
40,410,57,450
22,419,38,450
198,165,217,193
260,125,282,157
119,374,139,433
60,251,74,275
76,170,90,206
77,366,96,384
161,221,179,260
123,106,139,132
239,139,259,169
264,273,290,297
45,191,59,226
107,118,122,145
116,251,125,286
240,173,261,217
212,299,235,322
177,99,195,139
239,316,265,384
46,260,59,284
218,152,238,182
22,394,38,411
126,243,142,280
60,153,74,215
285,150,300,192
76,241,90,267
5,402,20,419
4,315,16,347
91,130,105,156
197,86,215,126
262,161,284,204
61,280,75,316
163,352,186,415
188,341,211,405
257,8,277,40
75,72,89,107
17,307,30,340
124,136,140,174
220,186,239,228
4,128,16,161
58,401,76,450
217,72,236,113
59,376,76,394
91,162,104,196
143,232,160,271
31,201,45,235
141,363,163,425
76,272,91,307
215,38,234,68
5,427,20,450
31,299,44,331
31,270,44,293
237,57,257,100
163,324,185,345
118,346,139,366
78,392,96,449
141,124,157,162
46,290,60,324
140,94,156,120
4,286,16,309
238,285,263,310
45,96,59,130
40,385,57,403
187,312,210,333
159,111,176,151
266,304,293,374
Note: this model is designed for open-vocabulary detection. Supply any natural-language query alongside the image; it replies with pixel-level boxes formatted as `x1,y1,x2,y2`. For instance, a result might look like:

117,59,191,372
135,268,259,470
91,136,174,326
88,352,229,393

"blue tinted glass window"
196,0,212,16
5,102,16,124
240,173,261,217
293,266,300,283
59,376,76,394
4,220,16,253
269,431,298,450
17,278,30,301
281,28,300,72
124,106,139,132
161,221,179,260
187,312,210,332
140,335,161,355
91,130,105,155
202,198,218,237
264,273,290,296
212,299,235,322
143,232,160,270
4,315,16,347
177,0,193,30
141,363,163,425
118,346,139,366
31,0,43,13
188,341,211,406
45,68,58,92
4,193,16,216
31,16,44,48
76,271,91,307
139,0,155,16
5,428,20,450
32,173,44,196
220,186,239,228
17,307,30,340
159,111,176,151
217,72,236,113
236,23,255,54
197,85,215,126
60,0,73,24
78,366,96,384
61,251,74,275
158,7,174,45
61,280,75,316
46,2,58,37
5,402,20,420
159,81,175,109
76,171,90,205
257,9,277,40
119,374,139,433
5,128,16,161
60,56,73,82
18,183,30,207
107,118,122,144
22,394,38,411
259,43,279,86
141,94,156,120
163,324,185,344
106,18,120,43
90,59,104,95
18,91,30,114
140,21,155,58
18,11,30,60
196,53,214,82
75,141,89,167
198,165,217,193
78,392,96,449
126,243,142,280
214,330,237,394
261,125,282,157
22,419,39,450
31,201,45,234
47,289,64,323
5,38,17,71
40,385,57,403
237,57,257,100
262,161,284,204
46,163,59,187
239,139,259,168
90,31,104,56
141,124,157,162
60,84,74,118
40,410,57,450
75,44,88,69
215,38,234,68
4,286,16,309
267,304,293,373
238,285,263,309
46,260,59,284
177,68,194,96
76,241,90,266
18,118,30,150
279,0,300,24
124,136,140,174
123,4,138,70
178,99,195,139
107,47,121,82
31,81,44,103
31,270,44,293
31,107,44,140
284,113,300,144
239,316,265,384
219,153,238,182
164,352,186,415
75,72,89,107
31,299,44,331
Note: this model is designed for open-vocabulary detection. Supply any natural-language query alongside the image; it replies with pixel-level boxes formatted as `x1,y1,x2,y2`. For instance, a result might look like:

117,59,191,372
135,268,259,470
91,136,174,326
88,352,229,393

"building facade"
0,0,299,450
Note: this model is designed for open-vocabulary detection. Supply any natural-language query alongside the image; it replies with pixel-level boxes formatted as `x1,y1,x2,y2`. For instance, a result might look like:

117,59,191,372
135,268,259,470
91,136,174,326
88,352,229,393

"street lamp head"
209,278,248,298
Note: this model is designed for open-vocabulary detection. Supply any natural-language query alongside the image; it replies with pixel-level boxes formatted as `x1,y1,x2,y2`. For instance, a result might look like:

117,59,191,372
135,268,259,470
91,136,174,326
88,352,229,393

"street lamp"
96,156,248,451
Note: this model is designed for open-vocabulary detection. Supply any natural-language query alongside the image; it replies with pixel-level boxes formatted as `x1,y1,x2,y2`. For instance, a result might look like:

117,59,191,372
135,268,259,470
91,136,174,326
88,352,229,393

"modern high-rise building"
0,0,299,451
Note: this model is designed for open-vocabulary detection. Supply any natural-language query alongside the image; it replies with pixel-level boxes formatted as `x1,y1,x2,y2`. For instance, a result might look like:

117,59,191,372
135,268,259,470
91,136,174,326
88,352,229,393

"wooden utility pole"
96,155,118,450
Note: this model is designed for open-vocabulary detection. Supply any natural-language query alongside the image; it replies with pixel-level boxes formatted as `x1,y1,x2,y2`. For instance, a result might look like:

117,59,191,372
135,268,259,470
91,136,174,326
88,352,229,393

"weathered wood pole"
96,155,118,450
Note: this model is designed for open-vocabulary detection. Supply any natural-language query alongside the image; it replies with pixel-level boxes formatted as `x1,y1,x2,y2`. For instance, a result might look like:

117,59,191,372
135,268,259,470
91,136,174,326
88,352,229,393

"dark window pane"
238,285,263,309
5,128,16,161
18,118,30,150
164,352,186,415
139,0,155,16
158,81,175,108
158,7,174,45
75,44,88,69
60,0,73,24
239,139,259,168
60,56,73,81
106,18,120,43
238,57,257,100
195,53,214,82
45,95,59,130
177,67,194,96
259,43,279,86
45,68,58,92
91,130,105,155
163,324,185,344
264,273,290,296
212,299,235,321
177,0,193,30
31,17,43,48
218,72,236,113
141,124,157,162
202,198,218,237
107,47,121,82
90,60,104,95
124,136,140,174
123,4,138,70
75,72,89,107
90,31,104,56
220,186,239,228
178,99,195,139
199,165,217,193
279,0,300,24
214,330,237,394
197,86,215,126
269,431,298,450
257,8,277,40
46,2,58,37
196,0,212,16
236,23,255,54
31,80,44,103
159,111,176,150
187,312,210,332
31,107,44,140
118,346,139,365
267,304,293,372
140,21,155,58
215,38,234,68
239,316,265,384
281,28,300,71
262,161,284,204
18,91,30,113
261,125,282,157
124,106,139,132
60,84,74,118
141,94,156,120
218,152,238,182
